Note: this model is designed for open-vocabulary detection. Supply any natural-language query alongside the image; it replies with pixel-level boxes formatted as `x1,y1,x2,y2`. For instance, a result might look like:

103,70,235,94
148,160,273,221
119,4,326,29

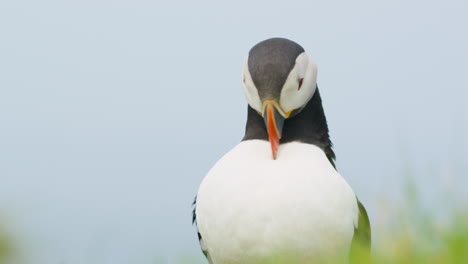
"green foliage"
370,212,468,264
0,230,13,264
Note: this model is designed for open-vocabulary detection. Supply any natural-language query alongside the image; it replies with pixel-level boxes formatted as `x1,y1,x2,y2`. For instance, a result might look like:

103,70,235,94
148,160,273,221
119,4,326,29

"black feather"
243,87,336,168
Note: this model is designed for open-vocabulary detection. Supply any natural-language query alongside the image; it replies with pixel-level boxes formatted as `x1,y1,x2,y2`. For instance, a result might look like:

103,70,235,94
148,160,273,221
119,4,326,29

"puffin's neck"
242,88,336,168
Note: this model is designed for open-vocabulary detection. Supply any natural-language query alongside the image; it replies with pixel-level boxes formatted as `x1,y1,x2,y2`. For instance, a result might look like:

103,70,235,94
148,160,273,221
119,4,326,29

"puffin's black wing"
192,196,212,263
350,199,371,263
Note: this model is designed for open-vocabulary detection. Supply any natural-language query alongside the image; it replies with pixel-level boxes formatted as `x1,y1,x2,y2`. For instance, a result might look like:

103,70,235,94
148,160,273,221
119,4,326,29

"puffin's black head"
242,38,318,159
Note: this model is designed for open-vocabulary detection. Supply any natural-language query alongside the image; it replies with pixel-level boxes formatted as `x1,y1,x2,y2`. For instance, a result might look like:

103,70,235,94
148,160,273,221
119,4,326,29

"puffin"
193,38,371,264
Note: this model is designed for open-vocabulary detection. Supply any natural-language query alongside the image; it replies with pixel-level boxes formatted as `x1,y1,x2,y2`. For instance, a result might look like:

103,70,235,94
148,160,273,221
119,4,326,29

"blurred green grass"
365,177,468,264
0,228,13,264
367,212,468,264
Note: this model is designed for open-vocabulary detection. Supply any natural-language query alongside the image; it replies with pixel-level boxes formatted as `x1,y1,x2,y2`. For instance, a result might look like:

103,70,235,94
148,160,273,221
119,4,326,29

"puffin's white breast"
196,140,358,264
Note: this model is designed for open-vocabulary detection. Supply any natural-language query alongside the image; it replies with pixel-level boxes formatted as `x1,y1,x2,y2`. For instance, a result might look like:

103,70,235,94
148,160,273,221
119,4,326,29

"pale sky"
0,0,467,263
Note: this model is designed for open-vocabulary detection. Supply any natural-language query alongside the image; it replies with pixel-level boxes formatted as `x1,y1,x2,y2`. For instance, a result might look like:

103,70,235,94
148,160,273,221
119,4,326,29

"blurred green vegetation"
367,211,468,264
0,228,13,264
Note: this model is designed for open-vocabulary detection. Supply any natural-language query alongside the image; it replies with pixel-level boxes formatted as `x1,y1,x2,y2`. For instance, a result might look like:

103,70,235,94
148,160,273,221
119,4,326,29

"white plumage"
196,140,359,263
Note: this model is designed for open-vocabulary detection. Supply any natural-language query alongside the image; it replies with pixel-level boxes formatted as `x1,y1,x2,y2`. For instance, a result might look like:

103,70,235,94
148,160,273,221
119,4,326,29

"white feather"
279,52,317,113
242,58,262,113
196,140,359,263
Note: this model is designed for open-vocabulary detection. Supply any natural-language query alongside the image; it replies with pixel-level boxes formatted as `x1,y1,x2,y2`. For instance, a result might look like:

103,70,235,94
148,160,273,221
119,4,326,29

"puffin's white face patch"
241,58,262,113
279,52,317,114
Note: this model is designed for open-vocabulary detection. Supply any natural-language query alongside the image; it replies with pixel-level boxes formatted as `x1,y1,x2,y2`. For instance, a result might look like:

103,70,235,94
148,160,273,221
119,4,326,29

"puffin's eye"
298,78,304,90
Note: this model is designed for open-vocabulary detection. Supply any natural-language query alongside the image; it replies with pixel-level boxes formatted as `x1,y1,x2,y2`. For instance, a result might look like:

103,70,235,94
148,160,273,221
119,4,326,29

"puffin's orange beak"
262,102,285,160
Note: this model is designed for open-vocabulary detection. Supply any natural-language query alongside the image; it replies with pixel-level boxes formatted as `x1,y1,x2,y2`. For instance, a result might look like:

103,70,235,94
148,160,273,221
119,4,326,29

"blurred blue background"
0,0,467,263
